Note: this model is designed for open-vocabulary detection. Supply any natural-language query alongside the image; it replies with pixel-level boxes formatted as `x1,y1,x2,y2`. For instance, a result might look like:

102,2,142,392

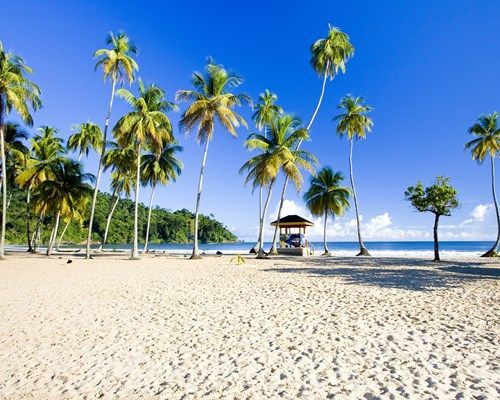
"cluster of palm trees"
0,34,183,259
0,24,498,261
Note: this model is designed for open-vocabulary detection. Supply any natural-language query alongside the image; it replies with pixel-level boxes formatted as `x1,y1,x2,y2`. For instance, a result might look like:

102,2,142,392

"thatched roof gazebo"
270,214,314,256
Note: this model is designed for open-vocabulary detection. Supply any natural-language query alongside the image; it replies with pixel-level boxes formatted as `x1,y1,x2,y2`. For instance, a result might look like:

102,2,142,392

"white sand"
0,254,499,399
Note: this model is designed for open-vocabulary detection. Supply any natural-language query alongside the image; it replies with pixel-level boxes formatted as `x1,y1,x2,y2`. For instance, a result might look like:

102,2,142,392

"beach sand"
0,253,498,399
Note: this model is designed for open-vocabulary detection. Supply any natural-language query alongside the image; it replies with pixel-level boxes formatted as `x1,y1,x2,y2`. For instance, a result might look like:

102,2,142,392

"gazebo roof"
270,214,314,227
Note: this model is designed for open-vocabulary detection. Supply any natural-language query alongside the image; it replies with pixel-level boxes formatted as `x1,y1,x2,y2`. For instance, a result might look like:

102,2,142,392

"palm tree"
114,80,175,259
17,126,65,252
86,32,138,259
32,159,94,256
250,90,282,252
273,26,354,249
176,58,250,259
141,141,183,252
67,122,103,161
242,114,318,255
334,95,374,256
465,112,500,257
303,167,350,255
98,142,136,252
1,123,29,208
0,41,41,259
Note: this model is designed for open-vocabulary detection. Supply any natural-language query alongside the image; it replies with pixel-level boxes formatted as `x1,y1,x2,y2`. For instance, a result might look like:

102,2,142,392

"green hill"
5,190,237,245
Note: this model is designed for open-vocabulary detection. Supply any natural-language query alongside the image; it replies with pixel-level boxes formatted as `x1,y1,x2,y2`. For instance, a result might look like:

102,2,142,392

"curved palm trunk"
0,124,6,260
250,186,263,254
191,139,210,259
271,69,330,254
131,145,141,260
482,156,499,257
349,140,370,256
26,189,33,252
46,212,61,256
143,184,155,253
323,209,330,255
270,178,289,255
97,190,120,252
85,78,117,259
256,179,275,259
433,213,440,261
56,219,71,251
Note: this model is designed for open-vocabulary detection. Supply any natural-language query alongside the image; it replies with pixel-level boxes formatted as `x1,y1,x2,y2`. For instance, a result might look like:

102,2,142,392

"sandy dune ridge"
0,254,499,399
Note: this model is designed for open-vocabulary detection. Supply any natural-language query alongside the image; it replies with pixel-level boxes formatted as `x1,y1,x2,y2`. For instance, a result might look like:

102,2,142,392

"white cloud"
235,200,496,242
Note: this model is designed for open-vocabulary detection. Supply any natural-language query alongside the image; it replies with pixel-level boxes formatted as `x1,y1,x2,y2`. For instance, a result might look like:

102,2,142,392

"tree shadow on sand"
263,257,499,292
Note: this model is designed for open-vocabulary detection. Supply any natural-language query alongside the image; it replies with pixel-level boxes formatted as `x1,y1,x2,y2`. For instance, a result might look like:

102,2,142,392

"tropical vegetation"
404,177,460,261
334,95,374,256
465,112,500,257
303,167,350,255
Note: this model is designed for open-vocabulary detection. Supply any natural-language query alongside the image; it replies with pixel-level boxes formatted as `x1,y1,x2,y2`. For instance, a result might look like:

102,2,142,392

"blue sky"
2,0,499,241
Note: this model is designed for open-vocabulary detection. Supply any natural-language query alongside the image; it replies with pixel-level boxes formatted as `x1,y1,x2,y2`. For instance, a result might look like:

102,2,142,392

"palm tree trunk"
250,185,263,253
256,179,275,259
85,78,117,259
32,213,43,253
56,219,71,251
433,213,440,262
26,188,33,252
349,140,370,256
143,185,155,253
46,212,61,256
191,139,210,259
97,190,120,252
271,68,330,254
270,178,289,255
0,124,6,260
323,209,330,255
482,155,500,257
131,144,141,260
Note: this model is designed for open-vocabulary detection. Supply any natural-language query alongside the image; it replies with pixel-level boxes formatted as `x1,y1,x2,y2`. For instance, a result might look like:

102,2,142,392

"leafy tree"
67,122,103,161
273,26,354,250
141,141,183,252
176,58,249,259
334,95,373,256
31,159,94,256
98,142,135,251
465,112,500,257
249,89,282,253
303,167,350,255
0,41,41,259
114,80,175,259
17,126,65,251
87,31,138,259
404,176,460,261
242,114,317,255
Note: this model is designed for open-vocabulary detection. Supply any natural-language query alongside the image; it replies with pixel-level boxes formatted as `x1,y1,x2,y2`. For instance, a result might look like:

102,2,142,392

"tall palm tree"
0,41,41,259
67,122,103,161
242,114,317,255
141,141,183,252
334,95,374,256
273,26,354,248
114,80,175,259
250,90,282,252
86,31,138,259
32,159,94,256
98,142,136,252
176,58,250,259
303,167,350,255
465,112,500,257
17,126,65,252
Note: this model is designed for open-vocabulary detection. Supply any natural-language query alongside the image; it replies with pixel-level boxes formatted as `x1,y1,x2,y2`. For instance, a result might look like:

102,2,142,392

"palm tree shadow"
263,257,499,291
